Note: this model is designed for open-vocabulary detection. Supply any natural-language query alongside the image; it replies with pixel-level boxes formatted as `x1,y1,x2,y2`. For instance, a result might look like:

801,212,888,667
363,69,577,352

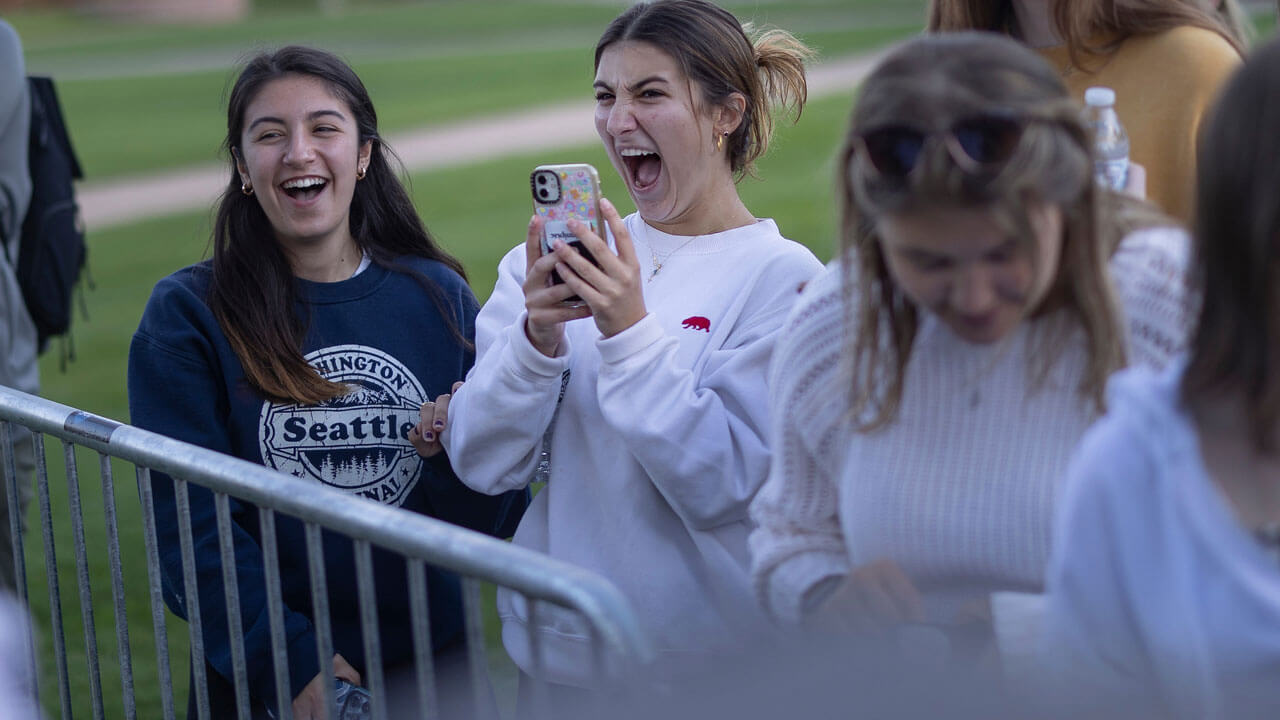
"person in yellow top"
927,0,1243,224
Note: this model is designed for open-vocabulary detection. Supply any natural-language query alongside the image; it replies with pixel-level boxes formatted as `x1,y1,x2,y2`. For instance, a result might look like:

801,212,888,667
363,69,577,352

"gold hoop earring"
356,166,367,180
715,133,725,152
241,182,254,196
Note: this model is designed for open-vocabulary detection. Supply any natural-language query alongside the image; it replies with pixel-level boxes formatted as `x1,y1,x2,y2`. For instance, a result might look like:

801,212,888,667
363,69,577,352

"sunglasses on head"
853,114,1028,180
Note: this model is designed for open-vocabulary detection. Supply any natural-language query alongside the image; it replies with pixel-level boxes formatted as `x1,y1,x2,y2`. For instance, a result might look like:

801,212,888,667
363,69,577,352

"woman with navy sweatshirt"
127,47,525,720
439,0,822,704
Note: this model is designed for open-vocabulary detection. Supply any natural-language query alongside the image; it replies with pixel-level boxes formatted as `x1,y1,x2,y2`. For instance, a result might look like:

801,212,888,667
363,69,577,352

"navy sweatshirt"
127,257,527,708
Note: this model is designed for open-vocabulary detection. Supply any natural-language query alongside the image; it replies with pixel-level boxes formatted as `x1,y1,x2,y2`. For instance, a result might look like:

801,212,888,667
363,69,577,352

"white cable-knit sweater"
749,226,1192,627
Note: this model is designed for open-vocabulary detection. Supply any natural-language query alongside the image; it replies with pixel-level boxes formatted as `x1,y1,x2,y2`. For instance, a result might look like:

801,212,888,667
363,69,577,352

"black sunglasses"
853,114,1028,180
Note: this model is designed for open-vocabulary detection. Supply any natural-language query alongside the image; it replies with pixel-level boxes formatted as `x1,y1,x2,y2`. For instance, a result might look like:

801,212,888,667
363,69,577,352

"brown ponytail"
740,26,814,176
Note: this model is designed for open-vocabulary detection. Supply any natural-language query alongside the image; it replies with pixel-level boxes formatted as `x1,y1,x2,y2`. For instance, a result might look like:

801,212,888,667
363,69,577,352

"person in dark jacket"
127,46,526,720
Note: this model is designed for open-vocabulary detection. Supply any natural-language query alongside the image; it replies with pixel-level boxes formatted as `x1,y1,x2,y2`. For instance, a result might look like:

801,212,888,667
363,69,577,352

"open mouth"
280,176,328,202
619,148,662,192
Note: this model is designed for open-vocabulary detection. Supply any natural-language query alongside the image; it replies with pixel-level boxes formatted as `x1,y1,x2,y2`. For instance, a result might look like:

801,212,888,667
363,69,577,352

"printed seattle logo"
259,345,425,506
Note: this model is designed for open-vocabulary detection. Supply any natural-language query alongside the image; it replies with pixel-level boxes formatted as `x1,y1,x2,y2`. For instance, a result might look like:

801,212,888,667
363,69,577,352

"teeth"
618,149,657,157
282,177,326,190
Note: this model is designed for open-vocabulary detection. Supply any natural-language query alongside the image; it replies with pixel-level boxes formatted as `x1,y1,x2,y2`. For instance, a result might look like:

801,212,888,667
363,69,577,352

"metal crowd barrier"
0,386,653,720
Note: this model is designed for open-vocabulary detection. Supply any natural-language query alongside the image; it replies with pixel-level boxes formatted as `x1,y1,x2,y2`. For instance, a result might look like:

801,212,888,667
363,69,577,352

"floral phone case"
531,163,603,257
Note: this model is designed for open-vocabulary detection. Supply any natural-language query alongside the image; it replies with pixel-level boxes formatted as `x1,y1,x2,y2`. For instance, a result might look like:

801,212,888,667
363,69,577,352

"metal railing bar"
63,441,105,720
259,508,293,720
304,523,336,718
99,452,137,720
35,432,73,720
355,540,386,720
214,492,252,719
527,598,548,720
1,421,38,707
462,578,488,718
175,478,211,720
0,388,652,664
136,467,177,720
1,421,29,606
406,558,437,719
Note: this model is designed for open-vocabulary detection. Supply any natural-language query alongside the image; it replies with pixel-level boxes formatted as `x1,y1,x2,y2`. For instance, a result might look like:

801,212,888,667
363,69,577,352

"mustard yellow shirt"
1038,26,1241,224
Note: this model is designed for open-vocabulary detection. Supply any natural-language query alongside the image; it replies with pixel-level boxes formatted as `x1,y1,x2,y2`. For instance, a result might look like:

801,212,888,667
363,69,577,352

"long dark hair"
209,46,467,405
595,0,812,178
839,33,1127,431
1182,37,1280,452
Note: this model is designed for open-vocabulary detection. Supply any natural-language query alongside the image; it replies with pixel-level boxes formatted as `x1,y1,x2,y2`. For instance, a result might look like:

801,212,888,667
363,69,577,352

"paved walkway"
78,48,890,230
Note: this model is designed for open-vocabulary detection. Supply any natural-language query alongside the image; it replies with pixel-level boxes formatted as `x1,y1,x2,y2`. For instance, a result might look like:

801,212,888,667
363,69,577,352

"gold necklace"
647,234,700,282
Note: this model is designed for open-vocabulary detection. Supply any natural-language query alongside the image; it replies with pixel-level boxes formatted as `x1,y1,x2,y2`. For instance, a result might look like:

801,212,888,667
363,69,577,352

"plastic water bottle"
265,679,371,720
1084,86,1129,191
334,679,372,720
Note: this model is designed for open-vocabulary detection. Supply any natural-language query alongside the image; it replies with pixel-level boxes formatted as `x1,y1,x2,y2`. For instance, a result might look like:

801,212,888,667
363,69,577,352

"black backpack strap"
26,77,82,181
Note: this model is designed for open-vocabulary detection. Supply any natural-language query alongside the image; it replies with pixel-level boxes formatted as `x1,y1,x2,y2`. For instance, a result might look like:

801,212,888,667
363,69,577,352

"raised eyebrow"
247,109,347,132
627,76,669,93
592,76,670,93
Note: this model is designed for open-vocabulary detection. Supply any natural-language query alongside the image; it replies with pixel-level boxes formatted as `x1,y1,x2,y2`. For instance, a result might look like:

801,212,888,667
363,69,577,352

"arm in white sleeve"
1040,413,1159,713
442,245,569,494
747,277,851,623
593,253,820,532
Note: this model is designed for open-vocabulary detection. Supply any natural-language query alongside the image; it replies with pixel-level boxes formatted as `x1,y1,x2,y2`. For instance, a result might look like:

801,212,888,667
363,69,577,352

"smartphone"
531,164,603,299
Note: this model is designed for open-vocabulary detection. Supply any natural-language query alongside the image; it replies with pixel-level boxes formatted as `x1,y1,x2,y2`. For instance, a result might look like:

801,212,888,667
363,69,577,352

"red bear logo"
681,316,710,333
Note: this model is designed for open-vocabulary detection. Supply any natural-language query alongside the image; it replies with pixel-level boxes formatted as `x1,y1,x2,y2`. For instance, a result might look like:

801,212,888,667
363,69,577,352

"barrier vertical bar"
462,578,488,717
64,441,105,720
304,523,336,716
175,478,211,720
35,433,72,720
527,599,548,718
259,508,293,720
0,421,29,605
214,492,251,719
406,558,437,719
99,453,137,720
354,540,386,720
136,467,177,720
0,421,37,707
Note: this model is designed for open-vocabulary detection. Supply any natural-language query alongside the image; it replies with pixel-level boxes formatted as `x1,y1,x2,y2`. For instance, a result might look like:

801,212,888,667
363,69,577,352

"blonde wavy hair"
838,33,1132,432
926,0,1244,71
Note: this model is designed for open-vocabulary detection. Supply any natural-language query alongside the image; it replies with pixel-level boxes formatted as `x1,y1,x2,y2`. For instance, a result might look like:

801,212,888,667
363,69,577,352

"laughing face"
236,73,372,256
593,41,737,230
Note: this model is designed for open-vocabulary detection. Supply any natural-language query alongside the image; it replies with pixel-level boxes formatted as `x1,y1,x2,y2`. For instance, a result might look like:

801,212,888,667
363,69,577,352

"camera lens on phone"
538,189,549,199
536,174,548,185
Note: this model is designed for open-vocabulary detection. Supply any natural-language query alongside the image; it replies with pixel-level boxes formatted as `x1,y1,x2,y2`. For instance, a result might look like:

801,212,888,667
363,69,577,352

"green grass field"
7,2,881,717
9,0,919,180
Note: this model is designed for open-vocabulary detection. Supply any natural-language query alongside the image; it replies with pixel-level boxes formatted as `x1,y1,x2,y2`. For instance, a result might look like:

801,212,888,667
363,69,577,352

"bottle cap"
1084,86,1116,107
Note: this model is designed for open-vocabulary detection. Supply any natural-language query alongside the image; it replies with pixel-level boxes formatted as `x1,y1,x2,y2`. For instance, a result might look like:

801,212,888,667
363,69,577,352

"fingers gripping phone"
531,164,603,300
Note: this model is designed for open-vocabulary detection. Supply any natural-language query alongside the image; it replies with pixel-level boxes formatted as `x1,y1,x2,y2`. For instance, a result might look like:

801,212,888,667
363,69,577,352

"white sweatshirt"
443,213,823,685
1041,363,1280,719
749,226,1192,629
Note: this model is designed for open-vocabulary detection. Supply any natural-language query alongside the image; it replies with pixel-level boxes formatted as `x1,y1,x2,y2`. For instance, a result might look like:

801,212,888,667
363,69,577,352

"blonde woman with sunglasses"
749,33,1191,676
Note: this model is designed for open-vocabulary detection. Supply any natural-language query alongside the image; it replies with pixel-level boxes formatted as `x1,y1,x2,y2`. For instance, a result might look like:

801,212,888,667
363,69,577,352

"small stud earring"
356,165,367,180
241,182,254,196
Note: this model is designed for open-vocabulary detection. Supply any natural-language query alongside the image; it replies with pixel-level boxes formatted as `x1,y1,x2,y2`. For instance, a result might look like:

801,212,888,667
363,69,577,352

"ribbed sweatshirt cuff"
766,552,849,624
505,311,571,380
596,313,662,365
